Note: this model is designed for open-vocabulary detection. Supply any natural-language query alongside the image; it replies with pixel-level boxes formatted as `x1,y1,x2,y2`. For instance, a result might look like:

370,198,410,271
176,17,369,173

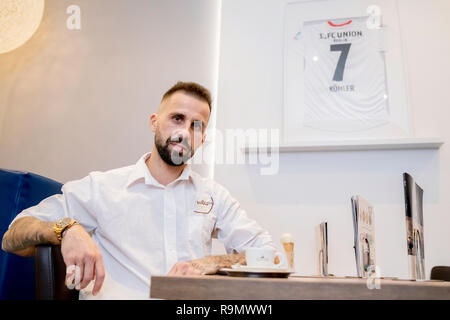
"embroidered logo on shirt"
194,193,214,214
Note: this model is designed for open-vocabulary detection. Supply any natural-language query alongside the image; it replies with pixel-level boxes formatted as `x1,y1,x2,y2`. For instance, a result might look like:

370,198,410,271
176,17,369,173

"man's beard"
155,130,192,166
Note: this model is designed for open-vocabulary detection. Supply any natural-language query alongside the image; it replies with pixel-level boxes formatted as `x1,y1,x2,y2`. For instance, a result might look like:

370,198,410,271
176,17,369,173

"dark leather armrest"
35,245,79,300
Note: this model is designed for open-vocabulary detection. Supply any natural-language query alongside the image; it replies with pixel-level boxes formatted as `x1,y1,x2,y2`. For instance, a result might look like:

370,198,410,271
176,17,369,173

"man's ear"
149,113,158,133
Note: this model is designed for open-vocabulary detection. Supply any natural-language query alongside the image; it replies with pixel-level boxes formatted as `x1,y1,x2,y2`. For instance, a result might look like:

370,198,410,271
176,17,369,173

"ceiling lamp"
0,0,45,54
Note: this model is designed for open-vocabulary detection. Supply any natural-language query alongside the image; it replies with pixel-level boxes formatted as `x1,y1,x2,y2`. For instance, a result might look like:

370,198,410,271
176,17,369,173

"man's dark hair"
162,81,212,112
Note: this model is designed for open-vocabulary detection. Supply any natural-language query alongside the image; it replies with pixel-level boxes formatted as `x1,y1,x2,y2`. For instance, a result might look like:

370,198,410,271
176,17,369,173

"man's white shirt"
10,153,276,299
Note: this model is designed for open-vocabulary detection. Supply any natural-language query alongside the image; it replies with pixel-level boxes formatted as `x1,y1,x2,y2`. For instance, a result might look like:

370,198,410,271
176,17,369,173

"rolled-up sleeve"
9,173,99,233
214,186,276,254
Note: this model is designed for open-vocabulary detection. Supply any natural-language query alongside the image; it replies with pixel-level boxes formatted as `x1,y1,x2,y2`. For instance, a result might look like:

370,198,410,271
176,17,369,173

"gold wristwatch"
54,217,78,241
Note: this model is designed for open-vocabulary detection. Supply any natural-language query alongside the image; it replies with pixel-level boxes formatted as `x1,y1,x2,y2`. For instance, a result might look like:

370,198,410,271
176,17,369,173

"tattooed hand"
167,252,246,276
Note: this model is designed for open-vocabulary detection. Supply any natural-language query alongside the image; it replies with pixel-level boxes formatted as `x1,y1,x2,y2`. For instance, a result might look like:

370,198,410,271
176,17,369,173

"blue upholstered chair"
0,169,63,300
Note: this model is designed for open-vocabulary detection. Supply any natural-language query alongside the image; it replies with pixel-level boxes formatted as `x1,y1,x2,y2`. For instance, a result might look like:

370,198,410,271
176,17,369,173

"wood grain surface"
150,275,450,300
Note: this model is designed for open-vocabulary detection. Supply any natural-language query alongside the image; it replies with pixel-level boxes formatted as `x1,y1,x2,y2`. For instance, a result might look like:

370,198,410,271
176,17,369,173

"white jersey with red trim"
295,16,389,131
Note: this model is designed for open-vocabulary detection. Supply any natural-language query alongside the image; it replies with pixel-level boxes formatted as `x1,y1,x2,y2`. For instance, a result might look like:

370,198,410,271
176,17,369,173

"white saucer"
231,265,289,273
219,264,292,278
220,267,292,278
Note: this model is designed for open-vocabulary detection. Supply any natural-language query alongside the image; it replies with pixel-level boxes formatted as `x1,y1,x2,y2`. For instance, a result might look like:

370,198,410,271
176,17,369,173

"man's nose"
171,134,181,143
172,130,190,142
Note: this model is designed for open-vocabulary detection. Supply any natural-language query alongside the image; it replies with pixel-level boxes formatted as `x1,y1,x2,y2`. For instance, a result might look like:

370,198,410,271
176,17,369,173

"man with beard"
1,82,276,299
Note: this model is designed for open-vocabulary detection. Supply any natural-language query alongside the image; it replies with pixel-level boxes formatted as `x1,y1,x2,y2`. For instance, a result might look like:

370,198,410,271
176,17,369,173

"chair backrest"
0,169,63,300
430,266,450,281
35,245,79,300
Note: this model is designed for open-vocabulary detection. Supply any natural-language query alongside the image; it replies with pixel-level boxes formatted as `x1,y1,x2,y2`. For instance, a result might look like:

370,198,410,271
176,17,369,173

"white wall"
213,0,450,279
0,0,448,280
0,0,221,182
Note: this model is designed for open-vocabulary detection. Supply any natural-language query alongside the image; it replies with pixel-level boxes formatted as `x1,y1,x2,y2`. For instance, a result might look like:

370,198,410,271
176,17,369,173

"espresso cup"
245,247,287,269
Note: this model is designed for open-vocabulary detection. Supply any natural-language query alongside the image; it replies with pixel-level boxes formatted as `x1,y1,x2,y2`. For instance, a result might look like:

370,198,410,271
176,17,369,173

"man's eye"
173,116,182,122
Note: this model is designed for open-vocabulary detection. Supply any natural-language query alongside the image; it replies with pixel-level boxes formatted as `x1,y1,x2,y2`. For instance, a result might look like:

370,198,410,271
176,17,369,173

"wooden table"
150,274,450,300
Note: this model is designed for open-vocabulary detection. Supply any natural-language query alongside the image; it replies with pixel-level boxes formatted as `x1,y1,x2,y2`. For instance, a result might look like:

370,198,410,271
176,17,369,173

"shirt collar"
126,152,192,188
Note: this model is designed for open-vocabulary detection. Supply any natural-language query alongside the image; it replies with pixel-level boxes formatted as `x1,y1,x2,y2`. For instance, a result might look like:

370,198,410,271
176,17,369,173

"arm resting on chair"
1,217,60,257
3,216,105,296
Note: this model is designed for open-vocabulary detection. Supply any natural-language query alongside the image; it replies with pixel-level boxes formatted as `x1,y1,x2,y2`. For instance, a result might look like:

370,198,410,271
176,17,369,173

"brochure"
403,172,426,280
318,222,328,276
351,195,376,278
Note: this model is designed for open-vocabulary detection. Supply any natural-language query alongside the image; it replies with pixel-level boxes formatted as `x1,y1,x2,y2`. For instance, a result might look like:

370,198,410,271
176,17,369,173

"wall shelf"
243,137,444,153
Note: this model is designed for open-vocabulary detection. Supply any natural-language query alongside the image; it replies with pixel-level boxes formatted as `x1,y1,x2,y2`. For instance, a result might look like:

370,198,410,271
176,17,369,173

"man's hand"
61,224,105,296
167,252,246,276
167,261,218,276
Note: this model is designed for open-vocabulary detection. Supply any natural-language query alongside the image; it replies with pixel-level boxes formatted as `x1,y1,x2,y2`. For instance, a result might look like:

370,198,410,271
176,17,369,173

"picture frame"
283,0,411,144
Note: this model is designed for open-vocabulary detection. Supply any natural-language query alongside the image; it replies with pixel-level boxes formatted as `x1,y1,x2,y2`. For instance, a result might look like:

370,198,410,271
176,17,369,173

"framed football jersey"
284,0,411,143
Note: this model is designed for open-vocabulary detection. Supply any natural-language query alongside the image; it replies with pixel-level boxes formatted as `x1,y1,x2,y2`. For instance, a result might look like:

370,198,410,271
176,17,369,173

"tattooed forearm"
189,252,246,275
1,217,59,256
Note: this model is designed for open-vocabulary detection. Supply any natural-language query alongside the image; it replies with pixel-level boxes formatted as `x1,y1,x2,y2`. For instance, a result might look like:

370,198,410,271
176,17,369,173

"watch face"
58,217,72,228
